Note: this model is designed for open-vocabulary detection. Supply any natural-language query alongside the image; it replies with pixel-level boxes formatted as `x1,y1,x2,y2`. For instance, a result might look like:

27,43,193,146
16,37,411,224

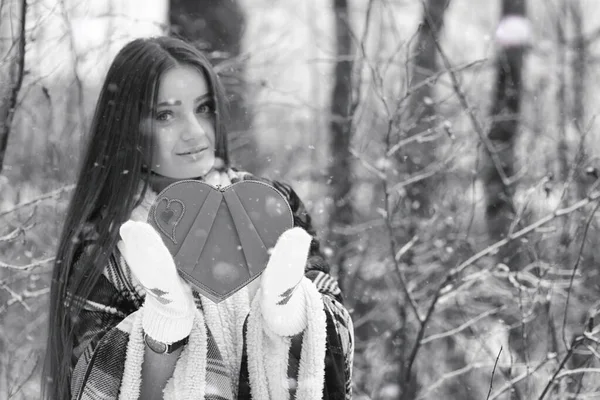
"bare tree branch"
427,8,512,187
537,337,585,400
561,198,600,348
0,184,75,218
449,191,600,280
417,358,550,400
421,306,505,344
487,357,553,400
486,347,503,400
0,286,50,315
0,0,27,174
0,256,54,271
555,368,600,380
0,280,30,311
0,222,32,243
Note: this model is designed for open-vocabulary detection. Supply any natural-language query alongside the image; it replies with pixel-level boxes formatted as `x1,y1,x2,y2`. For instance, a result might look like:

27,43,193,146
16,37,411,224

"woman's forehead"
157,65,211,101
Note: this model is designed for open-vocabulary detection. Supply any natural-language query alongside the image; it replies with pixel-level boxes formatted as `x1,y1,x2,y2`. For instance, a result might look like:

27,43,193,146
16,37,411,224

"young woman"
42,36,354,399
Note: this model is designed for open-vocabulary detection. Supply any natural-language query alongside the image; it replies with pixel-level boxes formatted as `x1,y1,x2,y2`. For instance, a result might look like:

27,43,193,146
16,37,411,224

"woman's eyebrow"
156,94,211,107
195,93,211,103
157,99,181,107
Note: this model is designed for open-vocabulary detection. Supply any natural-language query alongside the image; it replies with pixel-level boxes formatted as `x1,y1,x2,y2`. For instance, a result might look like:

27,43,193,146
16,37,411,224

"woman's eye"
196,103,213,115
156,111,173,122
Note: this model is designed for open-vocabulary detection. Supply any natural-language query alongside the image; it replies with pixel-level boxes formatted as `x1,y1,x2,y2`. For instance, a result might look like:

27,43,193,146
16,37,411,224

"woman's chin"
154,159,216,181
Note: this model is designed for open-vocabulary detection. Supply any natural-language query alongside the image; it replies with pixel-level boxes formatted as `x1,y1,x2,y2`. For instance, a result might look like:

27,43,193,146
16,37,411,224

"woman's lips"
177,146,207,156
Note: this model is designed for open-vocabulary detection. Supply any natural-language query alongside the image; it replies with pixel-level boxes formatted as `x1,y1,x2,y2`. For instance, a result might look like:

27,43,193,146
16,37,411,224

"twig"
427,9,512,187
537,337,585,400
331,218,385,235
486,347,503,400
562,199,600,348
0,223,32,243
584,344,600,360
383,178,423,324
376,108,424,326
0,184,75,218
584,331,600,343
7,351,40,398
415,362,489,400
0,280,30,311
404,276,448,383
395,235,418,261
388,161,446,194
405,191,600,384
421,306,505,344
488,357,553,400
349,147,386,180
449,191,600,279
417,359,546,400
0,287,50,315
386,121,444,157
555,368,600,380
0,257,54,271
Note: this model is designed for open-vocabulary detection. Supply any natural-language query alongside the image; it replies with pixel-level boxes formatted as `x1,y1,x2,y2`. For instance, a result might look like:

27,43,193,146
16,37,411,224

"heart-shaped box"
148,180,294,303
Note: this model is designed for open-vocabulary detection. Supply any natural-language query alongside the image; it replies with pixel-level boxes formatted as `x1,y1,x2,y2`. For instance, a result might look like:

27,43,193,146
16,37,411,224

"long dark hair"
42,36,229,400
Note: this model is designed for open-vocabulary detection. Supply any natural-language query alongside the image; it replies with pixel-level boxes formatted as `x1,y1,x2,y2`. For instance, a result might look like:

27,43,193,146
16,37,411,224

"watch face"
145,334,168,354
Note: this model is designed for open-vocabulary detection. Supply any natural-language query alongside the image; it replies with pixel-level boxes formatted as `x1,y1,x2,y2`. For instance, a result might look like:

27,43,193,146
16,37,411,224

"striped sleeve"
308,271,354,399
69,252,142,398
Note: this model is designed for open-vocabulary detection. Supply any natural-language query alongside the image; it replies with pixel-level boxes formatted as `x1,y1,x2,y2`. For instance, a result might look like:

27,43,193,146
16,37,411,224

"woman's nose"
180,113,207,141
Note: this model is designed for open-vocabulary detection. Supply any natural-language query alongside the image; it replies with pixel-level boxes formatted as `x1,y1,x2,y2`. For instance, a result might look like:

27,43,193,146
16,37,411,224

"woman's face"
150,65,216,179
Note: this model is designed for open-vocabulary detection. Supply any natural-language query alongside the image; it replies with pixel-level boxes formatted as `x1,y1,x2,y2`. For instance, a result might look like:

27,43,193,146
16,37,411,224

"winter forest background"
3,0,600,398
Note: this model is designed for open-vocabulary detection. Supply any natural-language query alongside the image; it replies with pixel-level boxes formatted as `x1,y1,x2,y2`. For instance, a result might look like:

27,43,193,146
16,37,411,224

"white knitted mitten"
118,220,195,344
260,227,312,337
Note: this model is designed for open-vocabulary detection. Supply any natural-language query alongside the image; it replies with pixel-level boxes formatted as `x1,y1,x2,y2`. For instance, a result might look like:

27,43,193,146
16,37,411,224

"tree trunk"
0,0,27,175
168,0,260,172
564,1,592,396
482,0,527,268
569,0,588,202
397,2,452,399
327,0,354,293
485,2,532,399
398,0,449,221
556,0,568,184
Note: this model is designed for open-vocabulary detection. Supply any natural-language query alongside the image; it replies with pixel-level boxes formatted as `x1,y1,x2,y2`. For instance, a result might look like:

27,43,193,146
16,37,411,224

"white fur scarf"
247,280,327,399
119,169,328,399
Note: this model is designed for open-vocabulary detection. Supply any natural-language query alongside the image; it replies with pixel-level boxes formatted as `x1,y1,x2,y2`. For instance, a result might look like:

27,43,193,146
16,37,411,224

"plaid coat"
69,172,354,399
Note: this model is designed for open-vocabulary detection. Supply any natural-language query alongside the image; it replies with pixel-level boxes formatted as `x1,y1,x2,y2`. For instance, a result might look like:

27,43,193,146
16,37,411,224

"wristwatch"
143,332,189,354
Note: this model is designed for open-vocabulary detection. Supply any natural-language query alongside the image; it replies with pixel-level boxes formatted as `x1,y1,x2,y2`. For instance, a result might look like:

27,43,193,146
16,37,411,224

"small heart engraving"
153,198,185,244
161,209,175,225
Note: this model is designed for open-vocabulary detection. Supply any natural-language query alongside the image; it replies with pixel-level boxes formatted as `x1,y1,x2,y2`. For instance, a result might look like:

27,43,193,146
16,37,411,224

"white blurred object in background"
494,15,532,48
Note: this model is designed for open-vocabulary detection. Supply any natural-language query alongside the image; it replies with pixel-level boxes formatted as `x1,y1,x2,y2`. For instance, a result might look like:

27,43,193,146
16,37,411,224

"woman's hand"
118,220,195,343
259,227,313,336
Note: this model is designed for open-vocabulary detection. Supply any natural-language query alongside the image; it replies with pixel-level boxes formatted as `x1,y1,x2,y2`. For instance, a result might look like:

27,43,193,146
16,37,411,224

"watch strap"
144,332,189,354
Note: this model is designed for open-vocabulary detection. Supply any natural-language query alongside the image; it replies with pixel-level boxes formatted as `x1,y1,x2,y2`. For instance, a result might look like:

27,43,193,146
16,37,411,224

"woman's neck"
147,173,204,193
147,166,227,193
